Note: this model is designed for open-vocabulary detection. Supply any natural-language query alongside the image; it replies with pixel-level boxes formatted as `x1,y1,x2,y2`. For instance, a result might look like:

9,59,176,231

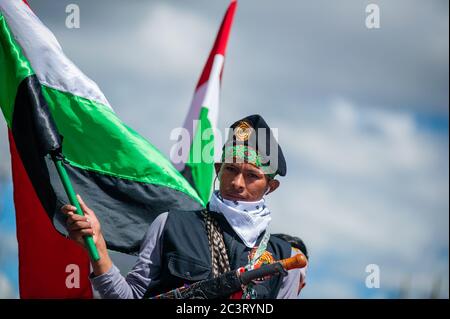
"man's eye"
247,173,259,179
226,166,237,172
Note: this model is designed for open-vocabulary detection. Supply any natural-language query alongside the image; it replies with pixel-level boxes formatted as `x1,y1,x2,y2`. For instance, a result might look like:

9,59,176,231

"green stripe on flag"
41,85,204,203
0,13,34,127
186,107,215,204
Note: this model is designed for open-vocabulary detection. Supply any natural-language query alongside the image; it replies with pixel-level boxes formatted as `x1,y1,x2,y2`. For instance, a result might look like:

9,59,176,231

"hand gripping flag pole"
52,152,100,262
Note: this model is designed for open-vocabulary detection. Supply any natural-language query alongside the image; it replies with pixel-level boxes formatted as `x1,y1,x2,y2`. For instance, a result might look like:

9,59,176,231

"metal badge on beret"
234,121,252,141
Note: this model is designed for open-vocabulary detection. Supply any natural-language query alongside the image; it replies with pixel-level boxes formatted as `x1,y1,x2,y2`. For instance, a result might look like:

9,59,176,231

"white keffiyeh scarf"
209,191,271,248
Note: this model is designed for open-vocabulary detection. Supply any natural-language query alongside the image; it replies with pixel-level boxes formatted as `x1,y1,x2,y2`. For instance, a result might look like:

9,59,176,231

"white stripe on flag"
176,54,224,170
202,54,223,130
0,0,112,109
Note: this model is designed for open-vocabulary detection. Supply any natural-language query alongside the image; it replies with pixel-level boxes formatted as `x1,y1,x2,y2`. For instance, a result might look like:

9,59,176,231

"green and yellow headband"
221,144,276,178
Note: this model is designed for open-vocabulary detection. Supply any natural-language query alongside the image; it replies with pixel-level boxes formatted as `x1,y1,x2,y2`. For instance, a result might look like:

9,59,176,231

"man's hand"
61,194,102,248
61,194,112,275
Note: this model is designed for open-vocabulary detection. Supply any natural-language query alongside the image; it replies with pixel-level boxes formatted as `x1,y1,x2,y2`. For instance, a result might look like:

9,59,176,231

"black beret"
222,114,287,177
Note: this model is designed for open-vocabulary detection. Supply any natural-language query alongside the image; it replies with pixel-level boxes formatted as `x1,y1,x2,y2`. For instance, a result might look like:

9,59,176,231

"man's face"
217,162,278,202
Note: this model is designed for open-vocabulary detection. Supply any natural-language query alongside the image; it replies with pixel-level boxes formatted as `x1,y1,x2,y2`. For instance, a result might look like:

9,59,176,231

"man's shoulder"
269,234,289,246
146,209,204,235
268,234,293,258
165,208,206,224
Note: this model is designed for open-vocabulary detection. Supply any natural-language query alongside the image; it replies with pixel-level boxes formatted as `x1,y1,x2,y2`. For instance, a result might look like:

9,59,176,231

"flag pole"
52,153,100,261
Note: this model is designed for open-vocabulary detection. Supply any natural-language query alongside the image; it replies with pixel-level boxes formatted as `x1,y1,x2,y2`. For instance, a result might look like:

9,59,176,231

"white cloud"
53,2,214,80
0,232,17,263
280,99,447,182
134,3,214,76
0,273,16,299
267,98,448,298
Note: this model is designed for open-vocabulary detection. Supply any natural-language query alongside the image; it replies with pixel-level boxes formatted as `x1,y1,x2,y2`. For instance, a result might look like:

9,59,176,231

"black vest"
144,209,292,299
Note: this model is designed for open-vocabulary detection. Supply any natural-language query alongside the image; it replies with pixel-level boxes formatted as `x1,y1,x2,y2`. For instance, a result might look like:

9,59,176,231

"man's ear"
214,163,222,175
266,179,280,195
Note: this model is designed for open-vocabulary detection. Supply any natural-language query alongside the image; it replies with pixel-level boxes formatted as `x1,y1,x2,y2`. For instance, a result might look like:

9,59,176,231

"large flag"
175,0,237,204
0,0,203,297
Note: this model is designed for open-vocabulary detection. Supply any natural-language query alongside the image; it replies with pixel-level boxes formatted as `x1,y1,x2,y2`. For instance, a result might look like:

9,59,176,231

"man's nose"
231,173,245,191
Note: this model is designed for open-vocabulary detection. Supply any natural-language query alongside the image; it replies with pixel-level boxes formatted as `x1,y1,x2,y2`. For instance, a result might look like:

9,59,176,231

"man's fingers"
66,213,88,223
62,195,99,245
68,228,94,242
76,194,93,216
66,214,89,228
77,194,87,211
79,228,94,237
61,204,77,215
68,220,92,231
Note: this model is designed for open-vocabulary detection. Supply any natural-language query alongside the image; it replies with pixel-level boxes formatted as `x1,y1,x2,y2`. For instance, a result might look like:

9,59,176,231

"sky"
0,0,448,298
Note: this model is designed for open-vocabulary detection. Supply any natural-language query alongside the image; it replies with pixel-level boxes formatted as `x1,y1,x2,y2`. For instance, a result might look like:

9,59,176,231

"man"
62,114,305,299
